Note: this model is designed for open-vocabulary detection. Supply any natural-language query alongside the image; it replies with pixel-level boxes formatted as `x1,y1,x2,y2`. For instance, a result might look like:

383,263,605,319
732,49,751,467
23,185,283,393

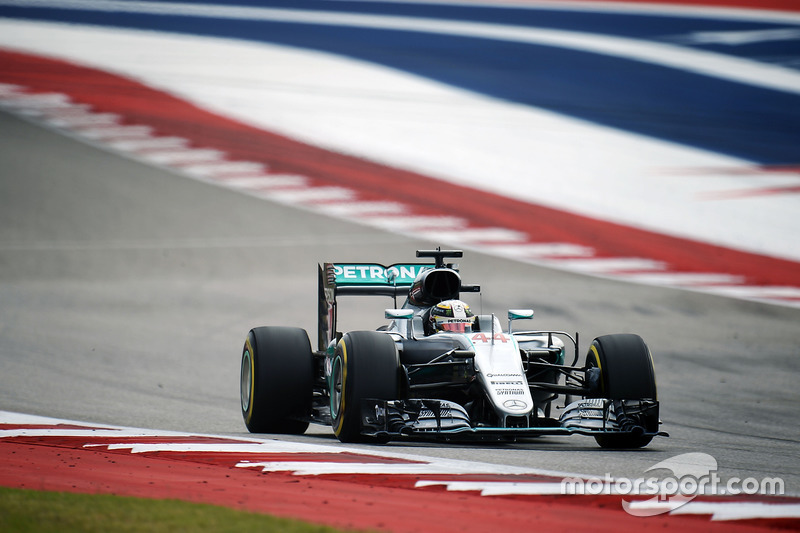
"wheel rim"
330,355,343,420
240,349,252,413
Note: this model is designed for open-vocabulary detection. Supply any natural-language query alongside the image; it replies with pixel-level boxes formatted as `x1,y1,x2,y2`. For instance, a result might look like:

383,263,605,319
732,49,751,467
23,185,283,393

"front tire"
586,334,658,449
331,331,400,443
241,326,312,434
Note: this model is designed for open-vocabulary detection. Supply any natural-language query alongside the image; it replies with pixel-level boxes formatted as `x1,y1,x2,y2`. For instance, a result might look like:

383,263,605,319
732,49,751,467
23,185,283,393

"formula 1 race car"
240,249,666,448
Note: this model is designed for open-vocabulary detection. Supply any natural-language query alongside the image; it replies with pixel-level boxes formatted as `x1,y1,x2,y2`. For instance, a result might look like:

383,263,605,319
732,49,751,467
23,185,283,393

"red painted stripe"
1,50,798,291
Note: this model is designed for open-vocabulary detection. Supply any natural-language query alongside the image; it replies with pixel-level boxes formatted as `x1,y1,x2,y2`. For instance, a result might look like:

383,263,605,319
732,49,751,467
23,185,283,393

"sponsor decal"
332,264,428,285
495,388,526,395
503,399,528,410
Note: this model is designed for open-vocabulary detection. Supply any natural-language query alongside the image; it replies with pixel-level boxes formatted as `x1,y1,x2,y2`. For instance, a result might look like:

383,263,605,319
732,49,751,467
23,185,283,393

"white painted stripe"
419,227,528,243
416,480,567,495
221,174,309,189
0,428,178,438
0,92,73,108
547,257,667,273
235,461,496,476
480,243,596,258
181,161,266,177
85,442,388,455
317,202,406,217
76,125,155,139
263,187,355,203
365,216,467,230
675,28,800,46
45,112,120,127
628,500,800,520
17,103,91,117
7,1,800,95
0,83,23,95
705,285,800,299
107,136,189,151
623,272,746,286
140,148,224,165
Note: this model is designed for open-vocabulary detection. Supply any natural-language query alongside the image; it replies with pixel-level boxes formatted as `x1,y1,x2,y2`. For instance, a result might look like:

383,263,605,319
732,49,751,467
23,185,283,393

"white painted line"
107,136,189,151
416,480,567,495
140,148,224,165
0,428,178,439
263,187,355,203
76,125,154,139
704,285,800,299
365,215,467,230
419,227,528,244
182,161,267,177
85,442,370,454
0,92,72,108
0,83,23,95
18,103,91,117
673,28,800,47
221,174,308,189
46,112,120,127
316,202,406,217
635,501,800,520
481,243,595,258
623,272,746,286
317,202,408,219
547,257,667,273
235,461,496,476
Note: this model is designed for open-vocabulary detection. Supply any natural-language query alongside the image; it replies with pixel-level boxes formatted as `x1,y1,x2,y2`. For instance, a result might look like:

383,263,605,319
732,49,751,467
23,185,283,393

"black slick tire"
330,331,400,443
241,326,312,434
586,333,658,449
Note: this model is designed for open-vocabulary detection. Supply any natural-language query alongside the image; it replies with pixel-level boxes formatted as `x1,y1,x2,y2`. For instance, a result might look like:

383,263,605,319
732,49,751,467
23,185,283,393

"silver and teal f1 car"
240,249,666,448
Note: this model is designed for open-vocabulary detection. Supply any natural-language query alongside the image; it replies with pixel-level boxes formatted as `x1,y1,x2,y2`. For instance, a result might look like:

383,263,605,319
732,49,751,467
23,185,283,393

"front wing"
359,398,666,441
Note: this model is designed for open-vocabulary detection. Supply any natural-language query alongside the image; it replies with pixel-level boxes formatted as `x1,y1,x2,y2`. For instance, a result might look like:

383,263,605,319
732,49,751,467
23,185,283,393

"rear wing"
317,262,432,350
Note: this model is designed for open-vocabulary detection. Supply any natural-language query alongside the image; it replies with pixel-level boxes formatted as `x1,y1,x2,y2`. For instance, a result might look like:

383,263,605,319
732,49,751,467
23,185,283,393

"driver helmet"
429,300,475,333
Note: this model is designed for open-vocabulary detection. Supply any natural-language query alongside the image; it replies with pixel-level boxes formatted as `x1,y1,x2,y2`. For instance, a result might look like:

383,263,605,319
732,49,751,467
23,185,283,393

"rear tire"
241,326,312,434
586,334,658,449
331,331,400,443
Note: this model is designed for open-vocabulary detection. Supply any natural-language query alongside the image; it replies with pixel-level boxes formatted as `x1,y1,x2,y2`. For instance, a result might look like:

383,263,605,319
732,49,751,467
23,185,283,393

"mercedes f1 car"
240,249,666,448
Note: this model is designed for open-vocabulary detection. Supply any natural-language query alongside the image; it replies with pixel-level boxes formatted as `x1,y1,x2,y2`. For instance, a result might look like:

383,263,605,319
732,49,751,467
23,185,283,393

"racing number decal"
471,333,510,343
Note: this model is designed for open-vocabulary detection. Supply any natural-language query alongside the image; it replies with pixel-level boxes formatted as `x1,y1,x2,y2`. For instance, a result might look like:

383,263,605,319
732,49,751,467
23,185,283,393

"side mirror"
508,309,534,333
386,309,414,320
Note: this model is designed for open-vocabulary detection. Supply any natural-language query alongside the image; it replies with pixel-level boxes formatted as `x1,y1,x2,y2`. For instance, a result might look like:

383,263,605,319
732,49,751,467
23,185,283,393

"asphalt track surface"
1,110,799,493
